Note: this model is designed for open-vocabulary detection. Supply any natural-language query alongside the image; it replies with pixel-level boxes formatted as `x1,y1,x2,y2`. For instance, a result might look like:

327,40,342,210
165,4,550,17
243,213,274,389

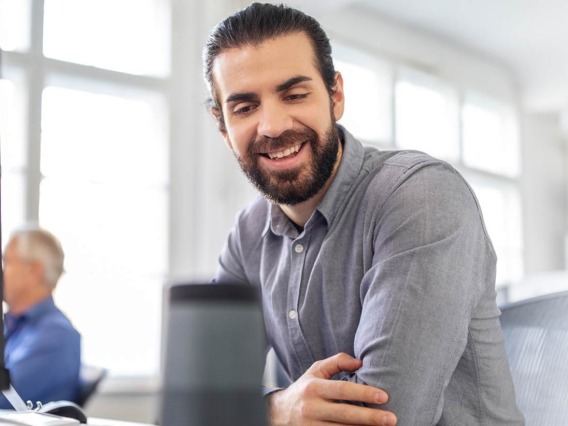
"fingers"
308,352,362,379
268,353,397,426
289,389,396,426
273,381,396,426
306,352,389,405
317,378,388,405
322,403,397,426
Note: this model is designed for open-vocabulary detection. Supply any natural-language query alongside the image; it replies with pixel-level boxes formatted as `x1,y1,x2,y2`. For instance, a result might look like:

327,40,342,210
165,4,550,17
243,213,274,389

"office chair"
74,365,108,407
499,290,568,425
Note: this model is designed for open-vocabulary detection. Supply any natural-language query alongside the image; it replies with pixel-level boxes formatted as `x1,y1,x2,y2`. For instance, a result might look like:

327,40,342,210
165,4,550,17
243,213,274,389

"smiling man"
204,3,524,425
209,30,345,227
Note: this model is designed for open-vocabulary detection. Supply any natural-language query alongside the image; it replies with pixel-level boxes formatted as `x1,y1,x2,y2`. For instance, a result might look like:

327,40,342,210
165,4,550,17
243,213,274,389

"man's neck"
280,197,320,231
8,293,51,316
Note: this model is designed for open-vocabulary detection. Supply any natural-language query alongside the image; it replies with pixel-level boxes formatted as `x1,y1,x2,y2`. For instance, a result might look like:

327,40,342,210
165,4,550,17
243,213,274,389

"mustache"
249,128,318,154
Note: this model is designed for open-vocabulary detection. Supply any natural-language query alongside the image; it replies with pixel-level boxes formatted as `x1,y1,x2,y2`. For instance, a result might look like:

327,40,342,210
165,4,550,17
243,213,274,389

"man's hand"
267,352,397,426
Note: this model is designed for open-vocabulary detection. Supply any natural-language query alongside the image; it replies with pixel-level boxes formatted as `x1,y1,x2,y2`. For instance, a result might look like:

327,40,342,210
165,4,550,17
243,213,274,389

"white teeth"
268,143,301,160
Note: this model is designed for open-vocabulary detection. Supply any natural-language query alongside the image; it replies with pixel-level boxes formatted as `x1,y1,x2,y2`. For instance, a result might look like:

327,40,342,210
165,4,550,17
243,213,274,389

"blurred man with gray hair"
0,225,81,408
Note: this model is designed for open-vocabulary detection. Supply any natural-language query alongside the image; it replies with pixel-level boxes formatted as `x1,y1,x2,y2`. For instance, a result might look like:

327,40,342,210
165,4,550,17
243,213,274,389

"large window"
43,0,169,76
395,67,460,162
0,75,26,235
462,91,520,177
0,0,30,52
1,0,170,376
334,46,523,289
334,44,393,144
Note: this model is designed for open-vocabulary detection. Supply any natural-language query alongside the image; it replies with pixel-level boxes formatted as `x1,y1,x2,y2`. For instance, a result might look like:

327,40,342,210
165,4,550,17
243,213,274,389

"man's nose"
257,102,294,138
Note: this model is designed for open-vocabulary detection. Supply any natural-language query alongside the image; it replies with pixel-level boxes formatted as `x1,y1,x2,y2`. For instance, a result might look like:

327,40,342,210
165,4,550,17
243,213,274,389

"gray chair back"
75,364,108,407
500,291,568,425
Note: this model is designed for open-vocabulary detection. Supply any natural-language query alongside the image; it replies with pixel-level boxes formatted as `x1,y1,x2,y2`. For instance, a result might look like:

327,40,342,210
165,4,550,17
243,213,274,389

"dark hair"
203,2,336,118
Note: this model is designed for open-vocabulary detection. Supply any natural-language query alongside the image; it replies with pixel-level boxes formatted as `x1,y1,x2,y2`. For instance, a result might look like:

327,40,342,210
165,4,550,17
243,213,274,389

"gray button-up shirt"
215,127,524,425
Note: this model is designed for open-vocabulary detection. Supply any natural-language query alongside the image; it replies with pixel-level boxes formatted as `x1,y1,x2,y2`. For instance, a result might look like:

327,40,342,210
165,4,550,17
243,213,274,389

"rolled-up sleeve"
348,162,503,424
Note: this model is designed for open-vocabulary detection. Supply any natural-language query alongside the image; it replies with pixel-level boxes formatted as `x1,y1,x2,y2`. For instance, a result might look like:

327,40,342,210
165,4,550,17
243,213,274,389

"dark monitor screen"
0,47,12,390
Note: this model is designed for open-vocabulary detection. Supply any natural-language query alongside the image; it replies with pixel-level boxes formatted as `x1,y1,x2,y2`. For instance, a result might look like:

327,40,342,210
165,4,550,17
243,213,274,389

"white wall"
84,381,158,424
521,112,567,275
320,5,517,102
508,111,568,302
168,0,257,285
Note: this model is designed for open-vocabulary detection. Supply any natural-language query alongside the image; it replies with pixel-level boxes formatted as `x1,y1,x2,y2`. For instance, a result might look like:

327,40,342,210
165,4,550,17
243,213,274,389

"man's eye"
233,104,256,115
286,93,308,101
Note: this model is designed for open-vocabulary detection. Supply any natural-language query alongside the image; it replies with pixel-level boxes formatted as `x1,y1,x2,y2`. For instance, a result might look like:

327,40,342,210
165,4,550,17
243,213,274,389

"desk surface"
88,418,154,426
0,413,153,426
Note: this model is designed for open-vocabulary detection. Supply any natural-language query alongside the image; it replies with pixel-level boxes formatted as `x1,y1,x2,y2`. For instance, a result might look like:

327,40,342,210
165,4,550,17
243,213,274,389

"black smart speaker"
159,282,267,426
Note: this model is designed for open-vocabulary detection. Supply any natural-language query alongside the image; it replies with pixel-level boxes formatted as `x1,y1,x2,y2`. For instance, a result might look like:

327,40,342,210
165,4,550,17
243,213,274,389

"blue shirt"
0,296,81,408
215,127,524,425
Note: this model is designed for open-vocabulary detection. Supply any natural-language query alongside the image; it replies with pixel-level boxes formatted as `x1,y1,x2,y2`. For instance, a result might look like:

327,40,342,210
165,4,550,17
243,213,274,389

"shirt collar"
266,203,302,238
263,125,365,237
5,296,56,324
316,126,364,226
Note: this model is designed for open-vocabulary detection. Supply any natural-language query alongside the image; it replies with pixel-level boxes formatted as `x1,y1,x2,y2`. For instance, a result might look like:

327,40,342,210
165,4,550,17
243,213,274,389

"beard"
236,123,341,205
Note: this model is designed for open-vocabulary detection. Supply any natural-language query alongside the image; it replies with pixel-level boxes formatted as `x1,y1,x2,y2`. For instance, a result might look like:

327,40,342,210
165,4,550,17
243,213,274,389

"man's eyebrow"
276,76,313,92
224,76,313,104
225,92,259,105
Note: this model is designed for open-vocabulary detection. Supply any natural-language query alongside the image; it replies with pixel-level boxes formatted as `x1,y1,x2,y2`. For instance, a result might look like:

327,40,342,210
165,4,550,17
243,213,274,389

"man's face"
2,239,34,307
211,32,345,205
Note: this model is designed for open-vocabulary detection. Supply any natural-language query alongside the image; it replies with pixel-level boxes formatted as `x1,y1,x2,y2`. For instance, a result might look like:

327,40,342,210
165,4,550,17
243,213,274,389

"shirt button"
294,244,304,253
288,309,298,320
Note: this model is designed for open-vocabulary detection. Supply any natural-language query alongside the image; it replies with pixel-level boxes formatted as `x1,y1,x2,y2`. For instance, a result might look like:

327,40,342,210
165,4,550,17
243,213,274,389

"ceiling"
289,0,568,117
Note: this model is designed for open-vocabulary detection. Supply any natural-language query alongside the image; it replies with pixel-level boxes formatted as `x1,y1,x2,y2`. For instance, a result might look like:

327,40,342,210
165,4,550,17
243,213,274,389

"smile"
266,143,303,160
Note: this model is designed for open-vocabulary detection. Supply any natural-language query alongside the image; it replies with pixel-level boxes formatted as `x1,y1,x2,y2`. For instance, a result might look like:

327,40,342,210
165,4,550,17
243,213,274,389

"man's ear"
210,107,233,149
331,71,345,122
28,260,45,282
210,107,227,134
